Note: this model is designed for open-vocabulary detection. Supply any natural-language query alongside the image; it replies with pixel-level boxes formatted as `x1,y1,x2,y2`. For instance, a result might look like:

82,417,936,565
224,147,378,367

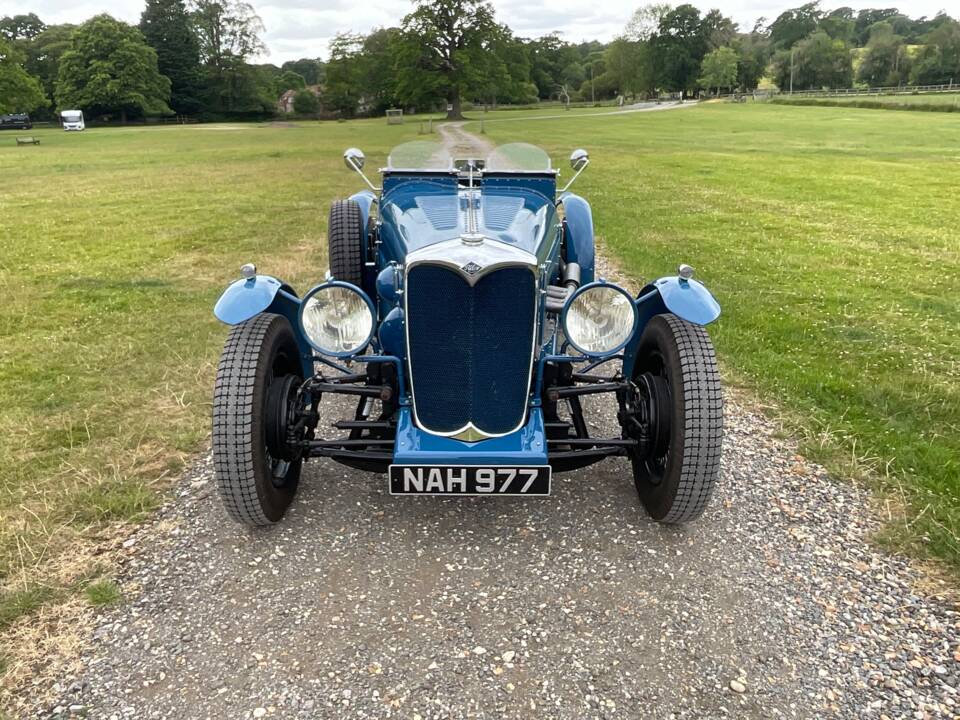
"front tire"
213,313,303,525
629,313,722,523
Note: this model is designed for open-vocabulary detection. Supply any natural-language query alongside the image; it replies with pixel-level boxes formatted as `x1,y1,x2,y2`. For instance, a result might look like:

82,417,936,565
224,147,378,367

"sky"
2,0,952,65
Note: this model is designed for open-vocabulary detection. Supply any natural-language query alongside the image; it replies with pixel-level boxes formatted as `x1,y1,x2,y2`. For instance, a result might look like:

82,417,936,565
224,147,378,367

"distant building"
278,85,322,113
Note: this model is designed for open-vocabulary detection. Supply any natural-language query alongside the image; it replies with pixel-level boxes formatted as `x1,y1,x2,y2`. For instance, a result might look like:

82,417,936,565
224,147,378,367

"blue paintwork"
393,407,548,465
376,265,401,305
646,276,721,326
214,275,285,325
621,278,721,378
213,150,724,470
349,189,377,228
213,275,314,376
558,193,595,285
378,306,406,362
298,281,377,357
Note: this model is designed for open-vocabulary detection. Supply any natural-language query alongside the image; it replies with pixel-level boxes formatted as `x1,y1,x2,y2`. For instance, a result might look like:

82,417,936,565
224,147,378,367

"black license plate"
388,465,551,496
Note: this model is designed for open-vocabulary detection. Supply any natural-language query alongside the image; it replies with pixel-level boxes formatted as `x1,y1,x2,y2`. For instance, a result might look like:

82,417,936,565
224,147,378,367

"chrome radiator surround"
404,237,539,441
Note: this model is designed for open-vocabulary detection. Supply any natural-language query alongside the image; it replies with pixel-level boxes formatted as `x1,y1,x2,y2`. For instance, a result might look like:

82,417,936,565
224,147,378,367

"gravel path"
25,122,960,719
33,394,960,720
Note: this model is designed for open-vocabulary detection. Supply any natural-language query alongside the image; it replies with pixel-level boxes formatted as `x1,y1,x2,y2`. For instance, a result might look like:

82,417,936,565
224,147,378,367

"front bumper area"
393,408,547,466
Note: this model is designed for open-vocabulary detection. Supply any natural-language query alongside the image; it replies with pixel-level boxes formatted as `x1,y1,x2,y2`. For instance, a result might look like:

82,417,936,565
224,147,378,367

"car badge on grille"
461,261,482,276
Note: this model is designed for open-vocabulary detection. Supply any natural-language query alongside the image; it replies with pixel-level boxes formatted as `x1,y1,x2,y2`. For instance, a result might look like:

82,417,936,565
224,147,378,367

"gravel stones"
19,394,960,719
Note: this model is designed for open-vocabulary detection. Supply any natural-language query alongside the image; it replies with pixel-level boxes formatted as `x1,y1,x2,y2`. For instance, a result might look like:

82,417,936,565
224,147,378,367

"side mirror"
344,147,365,172
342,147,379,192
562,148,590,192
569,148,589,171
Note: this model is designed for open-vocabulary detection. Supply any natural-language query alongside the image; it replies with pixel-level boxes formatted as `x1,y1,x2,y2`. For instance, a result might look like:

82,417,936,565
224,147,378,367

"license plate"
388,465,551,496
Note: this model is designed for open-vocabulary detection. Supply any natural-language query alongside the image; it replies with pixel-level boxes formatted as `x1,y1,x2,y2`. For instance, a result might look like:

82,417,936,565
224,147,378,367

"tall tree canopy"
55,14,171,121
140,0,204,114
0,36,47,112
396,0,505,119
189,0,272,114
24,24,75,103
0,13,45,41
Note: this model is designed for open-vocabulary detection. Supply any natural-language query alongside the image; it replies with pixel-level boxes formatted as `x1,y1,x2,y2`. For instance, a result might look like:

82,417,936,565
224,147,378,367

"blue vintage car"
212,141,722,525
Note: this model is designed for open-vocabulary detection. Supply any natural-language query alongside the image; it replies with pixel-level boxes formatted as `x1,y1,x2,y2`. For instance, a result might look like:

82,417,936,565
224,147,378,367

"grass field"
474,103,960,567
0,104,958,679
772,92,960,112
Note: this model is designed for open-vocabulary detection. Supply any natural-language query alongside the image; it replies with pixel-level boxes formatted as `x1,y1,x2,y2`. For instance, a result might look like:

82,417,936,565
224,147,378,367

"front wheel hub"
265,374,303,461
624,372,672,460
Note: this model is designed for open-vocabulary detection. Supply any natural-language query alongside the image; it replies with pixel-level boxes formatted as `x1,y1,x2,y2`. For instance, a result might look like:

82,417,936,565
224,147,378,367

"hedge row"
770,97,960,113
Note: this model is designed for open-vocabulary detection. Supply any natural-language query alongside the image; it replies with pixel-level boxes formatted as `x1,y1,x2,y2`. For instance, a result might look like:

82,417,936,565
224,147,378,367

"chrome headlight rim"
561,281,639,358
298,280,377,358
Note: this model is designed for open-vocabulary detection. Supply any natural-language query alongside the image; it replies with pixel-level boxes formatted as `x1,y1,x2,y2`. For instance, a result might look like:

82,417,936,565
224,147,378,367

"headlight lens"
563,284,637,356
300,284,374,355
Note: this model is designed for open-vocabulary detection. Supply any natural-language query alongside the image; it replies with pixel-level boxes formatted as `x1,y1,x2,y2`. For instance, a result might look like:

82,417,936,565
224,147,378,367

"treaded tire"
328,199,365,285
631,313,722,523
213,313,303,526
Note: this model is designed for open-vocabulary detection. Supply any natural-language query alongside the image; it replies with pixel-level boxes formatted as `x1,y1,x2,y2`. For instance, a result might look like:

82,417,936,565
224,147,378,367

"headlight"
562,283,638,356
299,282,375,356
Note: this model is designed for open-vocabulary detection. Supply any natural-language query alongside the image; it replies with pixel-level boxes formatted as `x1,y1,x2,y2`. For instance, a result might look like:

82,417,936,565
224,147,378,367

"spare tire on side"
328,199,365,286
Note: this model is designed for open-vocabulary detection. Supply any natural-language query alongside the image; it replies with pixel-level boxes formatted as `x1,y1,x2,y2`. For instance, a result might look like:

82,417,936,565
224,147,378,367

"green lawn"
478,103,960,567
772,92,960,112
0,103,958,674
0,119,421,658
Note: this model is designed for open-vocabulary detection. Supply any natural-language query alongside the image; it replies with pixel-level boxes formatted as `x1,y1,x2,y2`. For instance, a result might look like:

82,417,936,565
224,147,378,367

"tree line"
1,0,958,122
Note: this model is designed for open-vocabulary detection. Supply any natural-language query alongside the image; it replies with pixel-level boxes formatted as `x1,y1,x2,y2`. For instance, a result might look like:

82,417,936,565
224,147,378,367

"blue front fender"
622,276,721,378
558,193,595,285
213,275,313,376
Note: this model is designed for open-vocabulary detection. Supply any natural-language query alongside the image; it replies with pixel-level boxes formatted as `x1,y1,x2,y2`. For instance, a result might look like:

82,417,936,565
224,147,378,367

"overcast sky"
3,0,952,65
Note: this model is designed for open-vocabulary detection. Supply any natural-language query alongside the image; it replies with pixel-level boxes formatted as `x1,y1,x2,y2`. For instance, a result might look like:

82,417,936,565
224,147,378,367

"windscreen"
387,141,452,171
485,143,553,172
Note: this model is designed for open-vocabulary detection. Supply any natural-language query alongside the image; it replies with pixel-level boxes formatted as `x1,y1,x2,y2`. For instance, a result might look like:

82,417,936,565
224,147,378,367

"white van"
61,110,85,131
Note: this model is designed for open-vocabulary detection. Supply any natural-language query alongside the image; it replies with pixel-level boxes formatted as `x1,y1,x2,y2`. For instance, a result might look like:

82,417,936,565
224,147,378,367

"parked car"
212,141,723,526
0,113,32,130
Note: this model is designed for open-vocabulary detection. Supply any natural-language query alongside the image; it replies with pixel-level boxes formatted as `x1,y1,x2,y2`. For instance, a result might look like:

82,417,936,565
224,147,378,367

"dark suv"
0,114,33,130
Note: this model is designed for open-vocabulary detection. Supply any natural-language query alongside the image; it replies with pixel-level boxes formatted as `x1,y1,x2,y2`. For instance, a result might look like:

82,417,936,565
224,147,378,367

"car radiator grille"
406,263,537,437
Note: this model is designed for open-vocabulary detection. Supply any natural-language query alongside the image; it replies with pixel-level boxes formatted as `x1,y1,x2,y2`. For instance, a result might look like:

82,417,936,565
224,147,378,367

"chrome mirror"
342,147,379,192
344,147,365,171
561,148,590,193
569,148,589,171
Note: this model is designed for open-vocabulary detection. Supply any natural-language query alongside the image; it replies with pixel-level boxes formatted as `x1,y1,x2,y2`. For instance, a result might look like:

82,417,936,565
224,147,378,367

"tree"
701,9,737,50
324,33,364,116
819,7,855,43
698,46,738,94
190,0,264,69
650,4,708,93
55,14,171,121
857,22,908,86
733,32,771,90
281,58,324,85
189,0,272,115
0,37,47,112
140,0,204,114
23,24,75,104
292,89,319,114
0,13,45,41
625,4,672,42
768,3,823,49
910,19,960,85
772,30,852,90
397,0,505,119
274,69,305,96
